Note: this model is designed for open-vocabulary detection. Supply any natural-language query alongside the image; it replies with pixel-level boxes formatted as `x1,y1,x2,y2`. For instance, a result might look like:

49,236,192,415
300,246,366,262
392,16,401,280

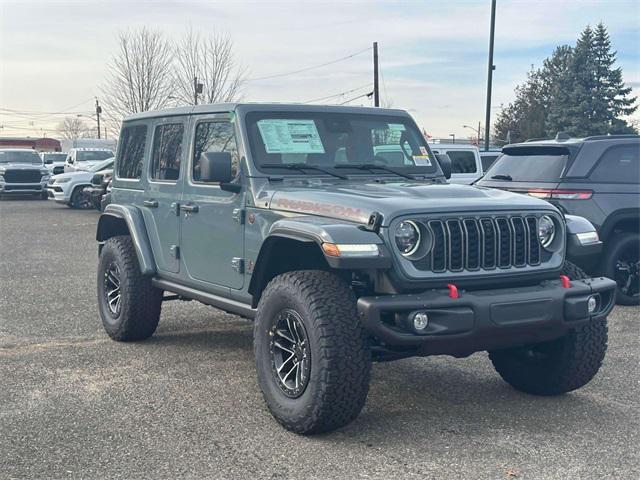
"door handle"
181,203,199,213
143,199,158,208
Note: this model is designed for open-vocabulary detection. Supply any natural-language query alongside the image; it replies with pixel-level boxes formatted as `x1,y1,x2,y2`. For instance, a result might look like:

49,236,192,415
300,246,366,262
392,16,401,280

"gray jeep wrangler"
96,104,616,434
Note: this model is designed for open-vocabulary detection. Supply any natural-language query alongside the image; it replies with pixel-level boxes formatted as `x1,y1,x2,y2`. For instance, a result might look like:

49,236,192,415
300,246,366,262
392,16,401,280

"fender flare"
96,204,157,276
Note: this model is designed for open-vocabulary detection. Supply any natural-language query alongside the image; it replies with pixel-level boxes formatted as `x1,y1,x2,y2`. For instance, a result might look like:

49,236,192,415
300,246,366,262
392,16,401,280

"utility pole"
373,42,379,107
484,0,496,151
193,76,204,105
95,98,102,139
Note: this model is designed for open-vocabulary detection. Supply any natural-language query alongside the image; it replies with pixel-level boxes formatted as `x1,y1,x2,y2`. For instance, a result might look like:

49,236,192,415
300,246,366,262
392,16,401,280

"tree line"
494,23,637,144
59,27,245,139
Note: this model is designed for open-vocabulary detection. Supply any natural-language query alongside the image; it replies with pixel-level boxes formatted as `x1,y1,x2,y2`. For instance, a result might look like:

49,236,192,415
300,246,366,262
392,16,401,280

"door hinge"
170,245,180,259
232,208,245,224
231,257,244,273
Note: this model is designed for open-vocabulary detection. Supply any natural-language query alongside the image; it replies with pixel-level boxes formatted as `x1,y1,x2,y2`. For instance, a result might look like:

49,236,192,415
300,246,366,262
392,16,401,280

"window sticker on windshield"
388,123,406,132
257,119,325,154
419,146,428,155
413,155,432,166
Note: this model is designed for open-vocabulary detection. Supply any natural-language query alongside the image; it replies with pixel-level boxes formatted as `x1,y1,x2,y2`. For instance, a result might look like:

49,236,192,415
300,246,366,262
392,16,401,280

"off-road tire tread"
98,235,162,341
489,261,608,396
255,270,371,434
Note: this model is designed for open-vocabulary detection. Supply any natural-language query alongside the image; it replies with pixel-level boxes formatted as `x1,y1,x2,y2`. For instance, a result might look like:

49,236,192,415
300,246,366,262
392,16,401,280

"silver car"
0,149,51,199
47,157,114,208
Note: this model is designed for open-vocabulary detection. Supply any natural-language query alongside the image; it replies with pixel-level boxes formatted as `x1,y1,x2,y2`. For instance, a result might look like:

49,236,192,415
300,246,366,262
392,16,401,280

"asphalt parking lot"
1,199,638,479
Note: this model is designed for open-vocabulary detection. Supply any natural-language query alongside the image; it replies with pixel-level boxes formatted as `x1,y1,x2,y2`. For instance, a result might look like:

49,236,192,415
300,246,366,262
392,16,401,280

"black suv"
477,134,639,305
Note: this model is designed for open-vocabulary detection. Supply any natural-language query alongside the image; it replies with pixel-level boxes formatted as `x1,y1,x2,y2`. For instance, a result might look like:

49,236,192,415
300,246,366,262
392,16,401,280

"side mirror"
199,151,237,189
436,153,452,180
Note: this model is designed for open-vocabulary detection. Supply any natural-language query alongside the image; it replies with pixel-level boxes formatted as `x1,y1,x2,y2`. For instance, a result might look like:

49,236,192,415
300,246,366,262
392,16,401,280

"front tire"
97,235,163,341
489,261,608,396
254,270,371,434
70,186,90,209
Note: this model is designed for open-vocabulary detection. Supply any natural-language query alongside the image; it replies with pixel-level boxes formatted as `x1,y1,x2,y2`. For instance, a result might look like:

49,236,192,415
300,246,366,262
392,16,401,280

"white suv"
64,148,114,173
429,143,483,184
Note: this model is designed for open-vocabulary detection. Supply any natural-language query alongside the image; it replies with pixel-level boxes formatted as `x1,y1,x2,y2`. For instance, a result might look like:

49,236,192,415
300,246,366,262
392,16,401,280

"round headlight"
538,215,556,249
395,220,420,256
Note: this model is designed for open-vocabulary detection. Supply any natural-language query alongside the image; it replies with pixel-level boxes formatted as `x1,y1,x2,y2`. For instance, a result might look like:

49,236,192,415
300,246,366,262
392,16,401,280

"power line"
303,84,372,104
245,47,372,82
339,91,374,106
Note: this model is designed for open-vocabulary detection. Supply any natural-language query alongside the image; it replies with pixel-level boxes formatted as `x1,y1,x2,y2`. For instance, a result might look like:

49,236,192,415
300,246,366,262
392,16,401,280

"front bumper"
0,181,48,194
357,276,616,357
45,185,70,203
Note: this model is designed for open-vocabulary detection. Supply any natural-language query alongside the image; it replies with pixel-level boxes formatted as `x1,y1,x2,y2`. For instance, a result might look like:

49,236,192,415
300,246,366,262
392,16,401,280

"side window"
117,125,147,179
446,150,477,174
150,123,184,181
192,121,238,183
590,145,639,183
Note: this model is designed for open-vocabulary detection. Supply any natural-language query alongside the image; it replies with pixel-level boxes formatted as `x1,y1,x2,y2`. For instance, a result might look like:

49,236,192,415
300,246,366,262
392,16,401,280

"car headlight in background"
538,215,556,249
395,220,421,256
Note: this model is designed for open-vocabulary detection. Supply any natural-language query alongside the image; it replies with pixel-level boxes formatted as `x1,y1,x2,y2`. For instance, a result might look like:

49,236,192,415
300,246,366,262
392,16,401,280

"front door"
180,115,245,289
141,119,187,274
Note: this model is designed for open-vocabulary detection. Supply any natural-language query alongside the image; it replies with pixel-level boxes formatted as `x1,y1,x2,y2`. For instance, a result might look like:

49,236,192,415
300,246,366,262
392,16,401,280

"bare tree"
174,29,246,105
101,27,174,133
57,117,89,140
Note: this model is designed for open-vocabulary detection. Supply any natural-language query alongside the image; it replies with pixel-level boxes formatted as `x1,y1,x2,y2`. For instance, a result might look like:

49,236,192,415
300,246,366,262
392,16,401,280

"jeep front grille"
3,169,42,183
415,215,542,272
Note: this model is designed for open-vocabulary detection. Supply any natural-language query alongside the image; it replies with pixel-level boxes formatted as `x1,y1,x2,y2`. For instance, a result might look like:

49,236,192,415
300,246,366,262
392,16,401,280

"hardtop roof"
123,102,413,122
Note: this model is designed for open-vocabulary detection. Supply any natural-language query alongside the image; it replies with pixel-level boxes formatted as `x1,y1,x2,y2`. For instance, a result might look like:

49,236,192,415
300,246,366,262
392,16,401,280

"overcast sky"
1,0,638,139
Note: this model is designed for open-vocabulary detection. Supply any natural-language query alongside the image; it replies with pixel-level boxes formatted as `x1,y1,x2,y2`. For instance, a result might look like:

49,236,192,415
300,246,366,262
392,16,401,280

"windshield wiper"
335,163,416,180
261,163,348,180
490,174,513,181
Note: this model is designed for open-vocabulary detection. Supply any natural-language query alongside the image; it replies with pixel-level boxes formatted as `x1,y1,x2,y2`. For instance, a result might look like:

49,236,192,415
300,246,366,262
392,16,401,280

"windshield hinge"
232,208,245,224
231,257,244,274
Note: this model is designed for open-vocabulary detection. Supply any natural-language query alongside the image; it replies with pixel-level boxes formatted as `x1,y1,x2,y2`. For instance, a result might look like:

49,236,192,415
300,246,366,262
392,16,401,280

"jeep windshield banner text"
245,111,441,177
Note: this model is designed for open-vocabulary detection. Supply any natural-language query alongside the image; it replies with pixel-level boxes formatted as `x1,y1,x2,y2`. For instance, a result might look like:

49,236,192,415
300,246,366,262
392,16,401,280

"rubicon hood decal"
273,197,369,223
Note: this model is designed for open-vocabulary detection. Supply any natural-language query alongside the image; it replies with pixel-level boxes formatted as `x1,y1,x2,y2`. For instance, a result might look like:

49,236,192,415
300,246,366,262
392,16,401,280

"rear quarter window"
589,145,639,183
117,125,147,180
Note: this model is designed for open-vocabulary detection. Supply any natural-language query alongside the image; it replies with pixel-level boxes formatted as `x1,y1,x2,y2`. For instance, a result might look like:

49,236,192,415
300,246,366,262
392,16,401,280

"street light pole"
484,0,496,152
95,98,102,139
373,42,380,107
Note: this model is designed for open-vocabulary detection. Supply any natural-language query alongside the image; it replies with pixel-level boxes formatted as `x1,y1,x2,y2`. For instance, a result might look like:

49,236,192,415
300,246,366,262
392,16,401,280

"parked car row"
0,147,114,210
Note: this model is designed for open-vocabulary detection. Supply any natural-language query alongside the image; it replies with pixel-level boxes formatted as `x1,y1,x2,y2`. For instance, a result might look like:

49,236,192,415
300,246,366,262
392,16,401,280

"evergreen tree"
493,23,637,142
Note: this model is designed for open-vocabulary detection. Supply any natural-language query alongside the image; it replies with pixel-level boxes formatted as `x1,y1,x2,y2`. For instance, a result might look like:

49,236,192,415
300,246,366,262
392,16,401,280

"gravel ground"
1,198,638,479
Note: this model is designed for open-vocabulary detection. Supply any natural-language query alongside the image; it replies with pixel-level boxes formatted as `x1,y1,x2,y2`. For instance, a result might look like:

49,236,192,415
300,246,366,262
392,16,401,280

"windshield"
77,150,114,162
483,147,569,182
246,111,441,176
0,150,42,164
42,153,67,162
89,158,114,172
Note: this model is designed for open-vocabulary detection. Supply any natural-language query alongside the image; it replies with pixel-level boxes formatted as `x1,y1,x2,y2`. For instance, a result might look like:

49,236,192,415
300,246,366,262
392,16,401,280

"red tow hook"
560,275,571,289
447,284,460,299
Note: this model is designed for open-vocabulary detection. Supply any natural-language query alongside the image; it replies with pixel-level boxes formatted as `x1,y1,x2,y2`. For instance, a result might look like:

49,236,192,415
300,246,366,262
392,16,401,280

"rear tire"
489,261,608,395
254,270,371,434
603,233,640,306
97,235,163,341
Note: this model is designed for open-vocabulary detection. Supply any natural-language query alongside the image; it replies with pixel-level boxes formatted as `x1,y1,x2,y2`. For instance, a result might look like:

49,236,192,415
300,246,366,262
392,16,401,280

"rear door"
141,117,188,274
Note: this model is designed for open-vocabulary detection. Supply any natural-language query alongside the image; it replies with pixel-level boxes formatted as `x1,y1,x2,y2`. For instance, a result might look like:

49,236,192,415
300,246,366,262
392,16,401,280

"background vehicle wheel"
254,270,371,434
603,233,640,306
70,186,91,209
97,235,163,341
39,191,48,200
488,261,608,396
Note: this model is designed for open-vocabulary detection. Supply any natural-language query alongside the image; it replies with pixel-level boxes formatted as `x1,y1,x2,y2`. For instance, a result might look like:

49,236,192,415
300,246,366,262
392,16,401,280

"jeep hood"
268,181,557,226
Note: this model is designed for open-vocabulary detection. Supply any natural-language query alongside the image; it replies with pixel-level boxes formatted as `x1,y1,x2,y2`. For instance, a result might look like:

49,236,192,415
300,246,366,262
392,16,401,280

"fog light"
587,295,598,314
412,312,429,331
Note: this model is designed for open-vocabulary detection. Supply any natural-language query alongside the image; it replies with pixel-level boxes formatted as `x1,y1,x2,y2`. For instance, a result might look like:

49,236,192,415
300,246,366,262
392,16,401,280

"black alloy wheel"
269,309,311,398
